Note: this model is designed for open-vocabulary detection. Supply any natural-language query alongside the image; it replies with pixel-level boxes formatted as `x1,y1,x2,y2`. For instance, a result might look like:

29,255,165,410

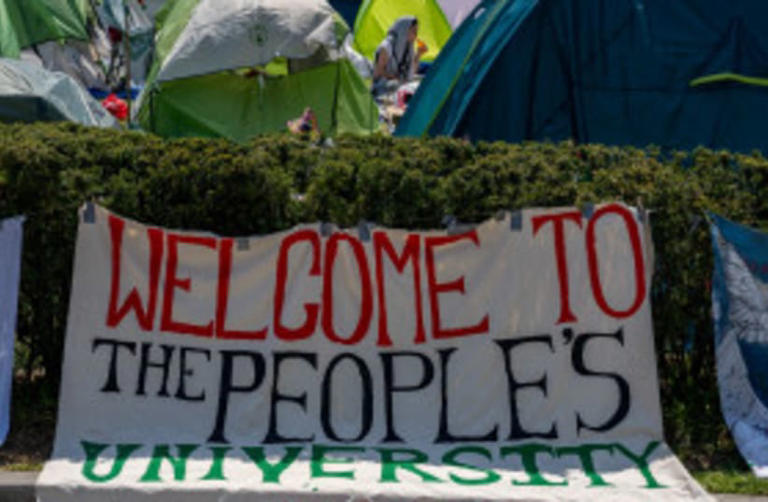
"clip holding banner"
320,222,334,238
236,238,250,251
442,215,457,234
581,203,595,220
509,210,523,231
636,197,647,223
357,221,371,242
688,215,704,237
82,202,96,224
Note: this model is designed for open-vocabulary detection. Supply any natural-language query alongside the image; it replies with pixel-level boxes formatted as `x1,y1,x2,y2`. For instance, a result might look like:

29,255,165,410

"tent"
137,0,378,142
0,58,117,127
342,0,482,61
0,0,92,58
141,0,168,19
98,0,155,84
397,0,768,153
352,0,453,62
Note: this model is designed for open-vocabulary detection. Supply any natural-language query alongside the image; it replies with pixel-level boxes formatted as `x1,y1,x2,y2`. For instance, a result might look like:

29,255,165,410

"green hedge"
1,122,767,469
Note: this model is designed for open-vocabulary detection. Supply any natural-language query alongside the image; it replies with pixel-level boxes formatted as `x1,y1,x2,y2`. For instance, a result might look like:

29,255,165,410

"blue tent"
329,0,359,29
397,0,768,153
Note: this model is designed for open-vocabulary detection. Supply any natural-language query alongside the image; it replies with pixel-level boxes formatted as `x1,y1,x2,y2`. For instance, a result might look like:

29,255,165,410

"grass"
2,462,43,472
0,379,56,472
695,470,768,495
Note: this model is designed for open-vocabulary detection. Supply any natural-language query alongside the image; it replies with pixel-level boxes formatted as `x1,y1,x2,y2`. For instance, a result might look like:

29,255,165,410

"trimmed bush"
1,122,767,469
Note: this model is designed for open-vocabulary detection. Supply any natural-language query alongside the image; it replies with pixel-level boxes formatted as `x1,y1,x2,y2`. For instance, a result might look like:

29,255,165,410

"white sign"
0,216,24,446
38,204,712,501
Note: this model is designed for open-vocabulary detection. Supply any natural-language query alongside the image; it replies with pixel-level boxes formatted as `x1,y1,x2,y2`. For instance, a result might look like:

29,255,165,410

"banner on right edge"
711,214,768,477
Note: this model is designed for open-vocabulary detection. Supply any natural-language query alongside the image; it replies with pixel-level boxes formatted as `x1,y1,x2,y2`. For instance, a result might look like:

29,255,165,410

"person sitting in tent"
371,16,428,97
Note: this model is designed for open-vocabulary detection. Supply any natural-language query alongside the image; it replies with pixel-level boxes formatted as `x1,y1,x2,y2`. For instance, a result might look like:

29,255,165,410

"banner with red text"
37,203,712,501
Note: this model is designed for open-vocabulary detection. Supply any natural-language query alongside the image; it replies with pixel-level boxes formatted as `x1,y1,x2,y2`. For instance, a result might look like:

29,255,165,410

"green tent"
137,0,378,142
0,0,92,58
352,0,453,62
0,58,117,127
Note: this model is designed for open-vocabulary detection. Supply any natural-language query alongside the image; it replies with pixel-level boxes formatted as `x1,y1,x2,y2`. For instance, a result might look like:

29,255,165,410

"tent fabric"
152,0,346,82
97,0,155,84
140,59,374,141
0,58,117,127
139,0,377,140
141,0,169,19
438,0,482,28
0,0,91,58
352,0,452,62
397,0,768,154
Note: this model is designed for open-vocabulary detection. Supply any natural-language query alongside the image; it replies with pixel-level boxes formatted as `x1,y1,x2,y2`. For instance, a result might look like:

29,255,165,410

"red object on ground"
396,88,414,109
102,94,128,121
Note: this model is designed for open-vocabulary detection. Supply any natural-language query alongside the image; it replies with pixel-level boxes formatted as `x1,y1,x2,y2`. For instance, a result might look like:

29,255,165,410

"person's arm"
373,48,398,81
412,41,429,77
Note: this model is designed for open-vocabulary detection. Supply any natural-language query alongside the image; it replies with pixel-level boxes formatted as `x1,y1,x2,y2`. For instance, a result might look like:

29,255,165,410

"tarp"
0,0,91,58
0,58,117,127
711,214,768,477
37,203,712,501
138,0,377,140
353,0,452,62
397,0,768,153
0,216,23,446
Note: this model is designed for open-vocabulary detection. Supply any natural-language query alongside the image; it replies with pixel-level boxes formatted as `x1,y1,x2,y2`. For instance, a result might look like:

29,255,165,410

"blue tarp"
398,0,768,153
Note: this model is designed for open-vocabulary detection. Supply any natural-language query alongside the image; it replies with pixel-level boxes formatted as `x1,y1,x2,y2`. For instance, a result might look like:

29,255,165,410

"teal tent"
0,58,117,127
397,0,768,153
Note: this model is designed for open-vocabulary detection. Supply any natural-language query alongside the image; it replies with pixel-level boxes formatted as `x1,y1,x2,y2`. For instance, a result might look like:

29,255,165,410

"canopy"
0,58,117,127
138,0,378,141
397,0,768,153
0,0,91,58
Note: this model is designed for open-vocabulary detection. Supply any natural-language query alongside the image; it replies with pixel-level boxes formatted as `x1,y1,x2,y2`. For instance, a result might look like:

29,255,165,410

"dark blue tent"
397,0,768,153
329,0,360,30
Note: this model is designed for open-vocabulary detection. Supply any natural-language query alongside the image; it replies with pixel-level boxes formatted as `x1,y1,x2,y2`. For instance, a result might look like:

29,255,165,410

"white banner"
0,216,24,446
38,203,712,501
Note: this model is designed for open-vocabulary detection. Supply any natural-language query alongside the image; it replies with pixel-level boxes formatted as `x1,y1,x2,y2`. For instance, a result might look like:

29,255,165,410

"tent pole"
124,2,132,125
